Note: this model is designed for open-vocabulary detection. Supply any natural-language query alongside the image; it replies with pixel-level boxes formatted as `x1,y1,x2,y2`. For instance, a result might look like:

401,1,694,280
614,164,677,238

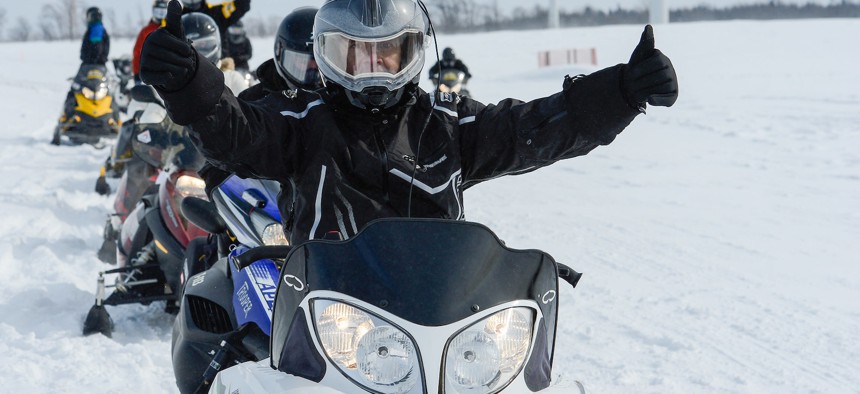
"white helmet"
313,0,429,111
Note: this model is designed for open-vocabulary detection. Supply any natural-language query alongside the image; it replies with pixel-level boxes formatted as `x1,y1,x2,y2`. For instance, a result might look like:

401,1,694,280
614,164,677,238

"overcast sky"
1,0,834,29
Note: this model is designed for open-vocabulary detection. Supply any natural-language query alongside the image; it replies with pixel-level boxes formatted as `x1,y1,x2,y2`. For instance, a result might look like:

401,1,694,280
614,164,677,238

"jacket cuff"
563,64,641,144
158,52,225,126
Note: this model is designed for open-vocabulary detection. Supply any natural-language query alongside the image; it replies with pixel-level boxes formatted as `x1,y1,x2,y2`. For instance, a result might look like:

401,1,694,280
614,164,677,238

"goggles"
279,48,320,87
152,6,167,21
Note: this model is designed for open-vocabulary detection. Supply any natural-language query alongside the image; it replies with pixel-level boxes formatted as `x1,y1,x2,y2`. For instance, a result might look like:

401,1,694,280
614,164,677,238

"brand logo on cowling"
237,282,253,318
137,130,152,144
283,274,304,291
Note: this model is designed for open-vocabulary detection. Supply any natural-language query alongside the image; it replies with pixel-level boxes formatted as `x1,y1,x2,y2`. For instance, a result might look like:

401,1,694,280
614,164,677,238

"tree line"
0,0,858,42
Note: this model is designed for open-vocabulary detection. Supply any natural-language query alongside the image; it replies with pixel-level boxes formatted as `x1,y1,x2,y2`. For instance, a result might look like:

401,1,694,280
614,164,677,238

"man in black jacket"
141,0,678,244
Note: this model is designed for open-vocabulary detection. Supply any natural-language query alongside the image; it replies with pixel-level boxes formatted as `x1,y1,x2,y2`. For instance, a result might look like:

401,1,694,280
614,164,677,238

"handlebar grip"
557,262,582,288
232,245,293,270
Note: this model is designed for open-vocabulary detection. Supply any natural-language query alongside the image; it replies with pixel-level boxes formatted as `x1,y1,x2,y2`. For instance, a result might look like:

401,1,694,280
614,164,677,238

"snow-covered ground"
1,19,858,393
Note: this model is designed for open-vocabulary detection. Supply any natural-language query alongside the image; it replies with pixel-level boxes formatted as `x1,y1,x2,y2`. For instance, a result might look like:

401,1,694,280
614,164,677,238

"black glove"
139,0,197,92
622,25,678,111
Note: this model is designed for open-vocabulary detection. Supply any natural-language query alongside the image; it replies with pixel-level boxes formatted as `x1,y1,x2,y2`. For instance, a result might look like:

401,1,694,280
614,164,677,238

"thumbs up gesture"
622,25,678,111
140,0,197,92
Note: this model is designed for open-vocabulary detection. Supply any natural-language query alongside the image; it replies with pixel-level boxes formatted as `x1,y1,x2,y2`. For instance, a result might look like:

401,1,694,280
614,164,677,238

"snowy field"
0,18,858,393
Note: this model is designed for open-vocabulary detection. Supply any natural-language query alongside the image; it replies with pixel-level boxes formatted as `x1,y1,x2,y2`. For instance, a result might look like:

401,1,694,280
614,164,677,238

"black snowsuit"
80,22,110,65
224,34,253,71
158,53,640,244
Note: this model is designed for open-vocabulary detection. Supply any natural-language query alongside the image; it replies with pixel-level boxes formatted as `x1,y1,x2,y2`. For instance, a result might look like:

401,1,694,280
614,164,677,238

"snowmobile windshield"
278,48,320,87
131,125,204,171
315,30,424,92
270,218,562,377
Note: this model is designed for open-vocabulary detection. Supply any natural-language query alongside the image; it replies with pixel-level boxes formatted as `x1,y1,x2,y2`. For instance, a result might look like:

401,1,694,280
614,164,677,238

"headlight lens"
175,175,207,200
94,86,109,100
82,86,109,100
444,307,534,393
314,300,420,394
82,86,95,100
261,223,289,245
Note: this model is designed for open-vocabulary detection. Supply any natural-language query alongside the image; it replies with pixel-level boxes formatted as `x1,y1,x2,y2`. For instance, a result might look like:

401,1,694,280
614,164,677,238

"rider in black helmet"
140,0,679,244
179,0,250,60
429,47,471,82
238,7,322,102
223,21,252,71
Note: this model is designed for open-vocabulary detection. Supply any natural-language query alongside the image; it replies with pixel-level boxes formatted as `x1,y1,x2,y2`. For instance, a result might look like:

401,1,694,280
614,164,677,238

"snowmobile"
430,67,471,97
169,174,286,394
83,107,208,337
109,56,134,113
95,86,167,262
200,218,585,394
52,64,121,146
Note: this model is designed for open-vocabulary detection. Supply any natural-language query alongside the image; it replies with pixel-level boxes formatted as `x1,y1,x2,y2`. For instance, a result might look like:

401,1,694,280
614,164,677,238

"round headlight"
446,330,501,390
82,86,95,100
316,302,374,368
444,307,534,393
356,326,419,393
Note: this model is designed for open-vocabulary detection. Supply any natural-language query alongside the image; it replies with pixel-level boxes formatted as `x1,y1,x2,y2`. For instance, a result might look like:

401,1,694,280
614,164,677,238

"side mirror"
130,85,163,106
181,197,227,234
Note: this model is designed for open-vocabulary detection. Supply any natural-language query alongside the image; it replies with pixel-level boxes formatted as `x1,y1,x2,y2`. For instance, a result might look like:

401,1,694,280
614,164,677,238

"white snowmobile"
205,218,585,393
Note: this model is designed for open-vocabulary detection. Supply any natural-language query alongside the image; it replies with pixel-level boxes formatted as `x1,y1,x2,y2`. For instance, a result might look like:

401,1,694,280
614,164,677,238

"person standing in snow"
80,7,110,66
140,0,679,244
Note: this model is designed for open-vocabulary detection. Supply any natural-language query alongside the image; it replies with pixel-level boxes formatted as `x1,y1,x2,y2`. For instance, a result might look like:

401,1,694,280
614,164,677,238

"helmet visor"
191,36,220,62
317,30,423,85
280,48,320,87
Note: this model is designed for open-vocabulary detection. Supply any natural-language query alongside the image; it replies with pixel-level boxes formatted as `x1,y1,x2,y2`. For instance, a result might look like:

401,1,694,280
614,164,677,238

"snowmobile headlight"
94,86,109,100
175,175,207,200
82,86,109,100
261,223,289,246
82,86,96,100
444,307,534,393
314,300,421,394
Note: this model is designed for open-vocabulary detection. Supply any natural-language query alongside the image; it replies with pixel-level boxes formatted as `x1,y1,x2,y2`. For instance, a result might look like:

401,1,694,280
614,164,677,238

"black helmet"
152,0,168,24
180,0,203,11
442,47,455,62
86,7,102,24
182,13,221,65
227,21,247,44
313,0,430,111
274,7,322,91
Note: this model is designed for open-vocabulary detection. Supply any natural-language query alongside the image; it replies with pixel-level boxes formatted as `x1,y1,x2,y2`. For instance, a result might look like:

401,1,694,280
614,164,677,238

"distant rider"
428,47,471,83
132,0,169,84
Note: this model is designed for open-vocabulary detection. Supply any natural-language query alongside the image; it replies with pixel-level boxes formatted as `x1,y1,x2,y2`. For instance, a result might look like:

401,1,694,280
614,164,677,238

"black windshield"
271,218,561,371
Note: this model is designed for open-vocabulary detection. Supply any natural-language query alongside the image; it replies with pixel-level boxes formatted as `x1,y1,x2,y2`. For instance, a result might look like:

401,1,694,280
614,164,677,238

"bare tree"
41,0,82,40
9,17,32,41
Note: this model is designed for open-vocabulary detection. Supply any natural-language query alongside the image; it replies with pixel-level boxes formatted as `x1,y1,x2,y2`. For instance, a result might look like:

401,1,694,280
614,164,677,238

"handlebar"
231,245,293,270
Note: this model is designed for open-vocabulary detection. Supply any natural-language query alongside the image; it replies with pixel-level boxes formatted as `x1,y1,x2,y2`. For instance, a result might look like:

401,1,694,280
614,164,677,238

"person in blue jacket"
80,7,110,65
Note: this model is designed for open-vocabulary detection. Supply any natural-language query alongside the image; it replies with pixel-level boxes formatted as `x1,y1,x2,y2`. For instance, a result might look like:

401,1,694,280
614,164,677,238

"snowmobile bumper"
209,358,585,394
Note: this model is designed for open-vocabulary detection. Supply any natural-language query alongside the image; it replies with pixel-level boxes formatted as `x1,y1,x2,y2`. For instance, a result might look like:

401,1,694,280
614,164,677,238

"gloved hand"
622,25,678,111
139,0,197,92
